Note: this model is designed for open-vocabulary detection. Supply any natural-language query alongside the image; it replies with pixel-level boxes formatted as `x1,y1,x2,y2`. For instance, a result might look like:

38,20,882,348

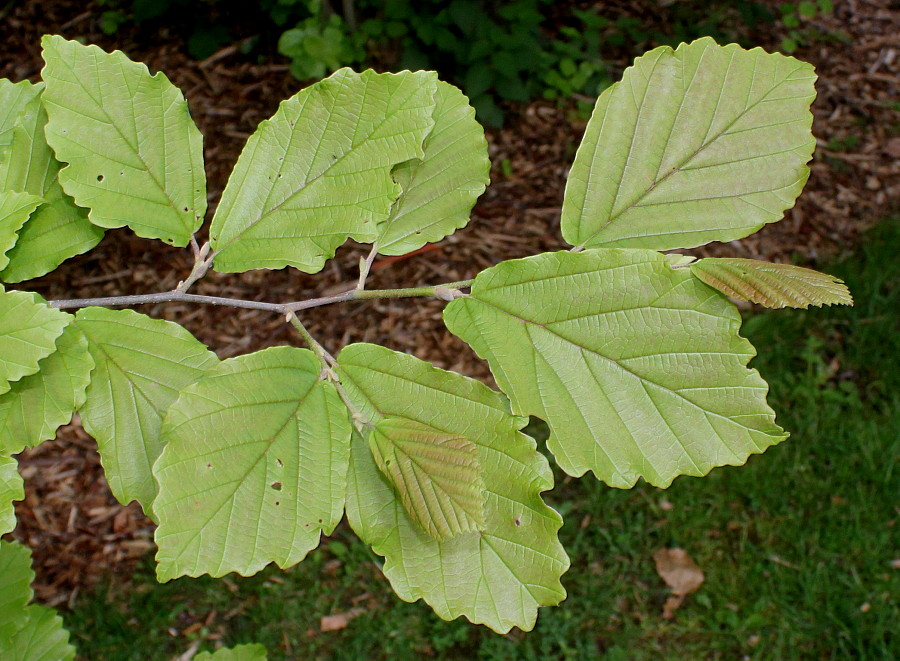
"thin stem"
49,280,475,312
177,241,213,293
356,245,379,290
286,311,371,430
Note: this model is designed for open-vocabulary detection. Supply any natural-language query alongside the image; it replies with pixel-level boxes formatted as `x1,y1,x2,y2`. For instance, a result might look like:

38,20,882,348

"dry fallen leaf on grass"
320,607,366,632
653,547,705,619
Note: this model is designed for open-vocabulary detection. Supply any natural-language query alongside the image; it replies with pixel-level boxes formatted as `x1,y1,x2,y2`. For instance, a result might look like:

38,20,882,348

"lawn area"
66,221,899,660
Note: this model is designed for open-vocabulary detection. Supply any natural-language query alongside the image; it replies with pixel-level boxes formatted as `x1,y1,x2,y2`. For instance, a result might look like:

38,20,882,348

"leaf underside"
0,87,104,283
1,604,76,661
374,80,490,255
691,258,853,309
0,80,41,152
75,307,218,516
209,67,437,273
0,454,24,537
0,325,94,456
40,35,206,246
444,249,788,489
337,343,568,633
153,347,351,582
0,540,34,645
0,192,42,272
0,289,70,396
561,37,816,251
369,417,486,541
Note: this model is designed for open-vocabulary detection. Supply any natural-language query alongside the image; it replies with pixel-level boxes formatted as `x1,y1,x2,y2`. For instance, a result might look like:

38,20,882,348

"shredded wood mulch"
1,0,897,608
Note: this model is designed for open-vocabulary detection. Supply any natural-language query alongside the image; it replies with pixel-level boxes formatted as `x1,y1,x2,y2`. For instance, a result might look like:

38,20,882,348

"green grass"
66,221,899,660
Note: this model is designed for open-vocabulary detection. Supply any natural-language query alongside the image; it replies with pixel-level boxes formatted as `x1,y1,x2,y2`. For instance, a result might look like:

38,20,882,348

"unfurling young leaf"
373,80,490,255
691,257,853,309
40,35,206,246
369,417,486,541
561,37,816,251
0,289,70,396
75,308,219,516
337,343,568,633
0,454,24,536
444,249,787,489
209,68,438,273
0,324,94,455
153,347,351,581
0,87,104,283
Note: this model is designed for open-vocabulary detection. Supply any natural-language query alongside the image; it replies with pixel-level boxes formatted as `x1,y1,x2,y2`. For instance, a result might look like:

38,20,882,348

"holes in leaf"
182,206,189,212
97,174,104,182
275,458,284,467
514,517,521,527
271,481,283,491
206,462,212,469
275,501,280,506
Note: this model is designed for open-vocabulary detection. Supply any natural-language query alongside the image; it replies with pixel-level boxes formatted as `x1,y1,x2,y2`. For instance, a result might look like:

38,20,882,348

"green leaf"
374,81,489,255
369,417,486,541
0,289,70,396
0,80,41,153
0,89,104,283
0,192,42,271
0,540,34,645
209,68,437,273
153,347,351,581
561,38,816,251
40,35,206,246
75,308,218,515
337,343,568,633
0,453,23,535
691,258,853,309
195,643,268,661
0,604,76,661
443,249,788,489
0,325,94,455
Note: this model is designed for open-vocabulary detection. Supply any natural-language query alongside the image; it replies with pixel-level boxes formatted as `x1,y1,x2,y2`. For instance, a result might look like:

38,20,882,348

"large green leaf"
0,325,94,455
0,80,41,153
337,343,568,633
373,81,489,255
209,68,437,273
0,89,103,283
40,35,206,246
0,289,69,396
75,308,218,515
0,192,42,271
369,417,486,541
444,249,787,489
0,453,22,535
0,540,34,645
153,347,351,581
0,604,75,661
561,38,816,251
195,643,268,660
691,257,853,309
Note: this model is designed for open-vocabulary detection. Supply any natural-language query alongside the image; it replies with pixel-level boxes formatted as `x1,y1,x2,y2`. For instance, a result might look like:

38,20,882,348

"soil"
1,0,897,607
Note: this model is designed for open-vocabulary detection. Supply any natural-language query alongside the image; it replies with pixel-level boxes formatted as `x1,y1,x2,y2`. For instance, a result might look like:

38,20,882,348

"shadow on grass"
67,220,899,660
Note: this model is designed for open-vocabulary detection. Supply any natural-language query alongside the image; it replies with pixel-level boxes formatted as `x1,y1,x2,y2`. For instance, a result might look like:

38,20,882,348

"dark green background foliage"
92,0,820,125
66,221,899,659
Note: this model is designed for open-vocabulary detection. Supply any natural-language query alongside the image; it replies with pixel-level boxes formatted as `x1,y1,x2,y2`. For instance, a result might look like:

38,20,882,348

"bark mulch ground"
1,0,897,607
